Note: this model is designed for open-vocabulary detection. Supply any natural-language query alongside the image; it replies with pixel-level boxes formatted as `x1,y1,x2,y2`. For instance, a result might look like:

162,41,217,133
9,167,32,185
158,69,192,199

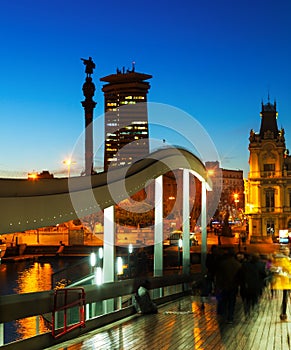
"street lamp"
63,159,76,177
233,193,239,206
233,193,240,220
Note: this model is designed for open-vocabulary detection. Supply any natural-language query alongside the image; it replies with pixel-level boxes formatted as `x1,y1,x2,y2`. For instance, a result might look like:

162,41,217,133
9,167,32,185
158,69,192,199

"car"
168,230,198,246
168,230,183,245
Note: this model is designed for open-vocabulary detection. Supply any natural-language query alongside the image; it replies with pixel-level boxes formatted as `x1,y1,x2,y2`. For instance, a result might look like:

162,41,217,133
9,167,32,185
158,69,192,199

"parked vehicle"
0,239,7,258
168,230,198,246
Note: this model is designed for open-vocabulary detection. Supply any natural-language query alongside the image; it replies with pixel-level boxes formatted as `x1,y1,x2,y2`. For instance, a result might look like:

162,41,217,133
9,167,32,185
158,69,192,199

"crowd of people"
197,244,291,323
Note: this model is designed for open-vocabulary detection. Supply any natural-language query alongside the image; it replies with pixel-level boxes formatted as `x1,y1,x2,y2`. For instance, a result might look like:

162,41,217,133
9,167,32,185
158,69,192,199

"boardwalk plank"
45,289,291,350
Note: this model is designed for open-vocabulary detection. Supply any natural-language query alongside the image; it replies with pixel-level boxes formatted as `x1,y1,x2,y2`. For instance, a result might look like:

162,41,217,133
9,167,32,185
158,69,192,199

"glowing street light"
63,159,76,177
233,193,239,202
233,193,239,210
27,172,38,180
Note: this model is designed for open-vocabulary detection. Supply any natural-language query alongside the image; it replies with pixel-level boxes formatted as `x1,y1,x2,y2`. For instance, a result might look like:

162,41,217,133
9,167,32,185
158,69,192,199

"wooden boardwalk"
45,289,291,350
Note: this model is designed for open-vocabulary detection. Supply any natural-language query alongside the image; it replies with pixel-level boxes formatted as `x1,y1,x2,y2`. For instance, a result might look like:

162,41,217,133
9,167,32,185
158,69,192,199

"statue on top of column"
81,56,95,77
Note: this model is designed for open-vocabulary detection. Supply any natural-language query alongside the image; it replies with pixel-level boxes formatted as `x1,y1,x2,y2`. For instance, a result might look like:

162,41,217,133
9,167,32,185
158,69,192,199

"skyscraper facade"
100,66,152,171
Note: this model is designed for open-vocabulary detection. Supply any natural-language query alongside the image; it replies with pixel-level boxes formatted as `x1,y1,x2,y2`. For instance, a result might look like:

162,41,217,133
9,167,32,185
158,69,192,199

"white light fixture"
117,257,123,275
90,252,96,267
98,247,104,260
95,267,103,285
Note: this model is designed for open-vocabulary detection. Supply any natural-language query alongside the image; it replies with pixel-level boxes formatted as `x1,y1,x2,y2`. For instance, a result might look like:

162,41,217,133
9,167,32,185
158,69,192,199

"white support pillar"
103,205,115,283
201,180,207,273
182,169,190,274
0,323,3,346
103,205,115,313
154,175,163,277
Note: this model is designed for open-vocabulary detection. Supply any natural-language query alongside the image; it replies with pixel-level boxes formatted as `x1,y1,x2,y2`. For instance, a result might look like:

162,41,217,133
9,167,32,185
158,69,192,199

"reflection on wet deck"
45,290,291,350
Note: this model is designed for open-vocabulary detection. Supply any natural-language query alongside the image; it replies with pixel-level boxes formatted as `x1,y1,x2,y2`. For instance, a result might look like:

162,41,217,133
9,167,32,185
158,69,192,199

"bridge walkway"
44,288,291,350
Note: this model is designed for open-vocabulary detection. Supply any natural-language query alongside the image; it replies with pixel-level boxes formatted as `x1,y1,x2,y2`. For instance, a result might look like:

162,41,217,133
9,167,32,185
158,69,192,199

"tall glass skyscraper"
100,66,152,171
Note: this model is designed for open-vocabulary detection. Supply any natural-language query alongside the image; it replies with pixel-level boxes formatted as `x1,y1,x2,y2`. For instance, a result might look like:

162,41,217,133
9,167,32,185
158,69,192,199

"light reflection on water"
15,316,49,342
0,258,81,343
14,262,53,341
15,261,52,293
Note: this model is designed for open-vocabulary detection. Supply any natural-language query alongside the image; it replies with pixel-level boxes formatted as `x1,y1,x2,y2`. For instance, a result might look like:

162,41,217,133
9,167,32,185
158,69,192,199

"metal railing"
0,273,195,350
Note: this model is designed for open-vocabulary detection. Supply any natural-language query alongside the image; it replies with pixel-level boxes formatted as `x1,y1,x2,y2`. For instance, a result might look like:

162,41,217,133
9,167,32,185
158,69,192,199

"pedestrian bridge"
0,146,211,234
0,146,213,349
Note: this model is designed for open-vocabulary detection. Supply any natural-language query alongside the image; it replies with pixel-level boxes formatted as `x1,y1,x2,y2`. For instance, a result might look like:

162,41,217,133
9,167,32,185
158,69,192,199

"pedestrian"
215,247,241,323
270,246,291,321
205,245,222,293
265,254,275,297
193,273,213,310
134,280,158,314
252,253,267,297
239,254,261,318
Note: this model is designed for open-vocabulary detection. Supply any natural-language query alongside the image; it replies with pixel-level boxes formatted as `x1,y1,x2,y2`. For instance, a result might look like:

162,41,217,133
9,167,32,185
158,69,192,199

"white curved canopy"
0,147,212,234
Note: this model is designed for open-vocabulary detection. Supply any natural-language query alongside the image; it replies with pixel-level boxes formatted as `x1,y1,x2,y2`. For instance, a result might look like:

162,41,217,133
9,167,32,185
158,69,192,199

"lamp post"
233,193,239,220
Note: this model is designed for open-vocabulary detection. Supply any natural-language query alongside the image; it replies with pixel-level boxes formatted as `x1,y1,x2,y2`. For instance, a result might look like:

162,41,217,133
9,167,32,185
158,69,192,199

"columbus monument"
81,57,97,175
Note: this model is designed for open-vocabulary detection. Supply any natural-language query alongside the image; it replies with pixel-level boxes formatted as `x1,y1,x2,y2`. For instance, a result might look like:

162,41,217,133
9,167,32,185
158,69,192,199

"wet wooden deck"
45,289,291,350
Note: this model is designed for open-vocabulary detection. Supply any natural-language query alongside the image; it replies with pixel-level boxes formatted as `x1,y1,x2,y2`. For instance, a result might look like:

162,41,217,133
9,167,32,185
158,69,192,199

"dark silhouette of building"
100,65,152,171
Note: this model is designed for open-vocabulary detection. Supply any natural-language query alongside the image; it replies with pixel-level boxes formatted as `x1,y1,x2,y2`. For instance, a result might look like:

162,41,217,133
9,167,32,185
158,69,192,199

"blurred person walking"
215,248,241,323
239,254,261,318
271,246,291,321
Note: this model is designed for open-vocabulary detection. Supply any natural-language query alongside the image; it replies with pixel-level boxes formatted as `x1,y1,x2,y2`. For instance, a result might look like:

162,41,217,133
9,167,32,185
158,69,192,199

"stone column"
81,72,96,175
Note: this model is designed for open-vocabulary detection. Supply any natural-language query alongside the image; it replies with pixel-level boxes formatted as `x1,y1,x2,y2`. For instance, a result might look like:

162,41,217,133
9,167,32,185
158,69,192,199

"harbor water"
0,257,86,344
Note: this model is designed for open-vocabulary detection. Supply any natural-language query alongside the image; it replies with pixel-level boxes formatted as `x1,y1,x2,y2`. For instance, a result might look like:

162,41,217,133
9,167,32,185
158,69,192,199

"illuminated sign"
279,229,289,244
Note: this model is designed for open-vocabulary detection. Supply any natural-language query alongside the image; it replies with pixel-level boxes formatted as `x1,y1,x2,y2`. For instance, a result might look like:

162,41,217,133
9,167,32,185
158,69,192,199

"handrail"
0,273,196,350
0,274,194,323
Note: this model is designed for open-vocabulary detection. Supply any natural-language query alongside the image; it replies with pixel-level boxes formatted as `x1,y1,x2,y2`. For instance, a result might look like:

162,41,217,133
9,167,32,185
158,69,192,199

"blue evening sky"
0,0,290,178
